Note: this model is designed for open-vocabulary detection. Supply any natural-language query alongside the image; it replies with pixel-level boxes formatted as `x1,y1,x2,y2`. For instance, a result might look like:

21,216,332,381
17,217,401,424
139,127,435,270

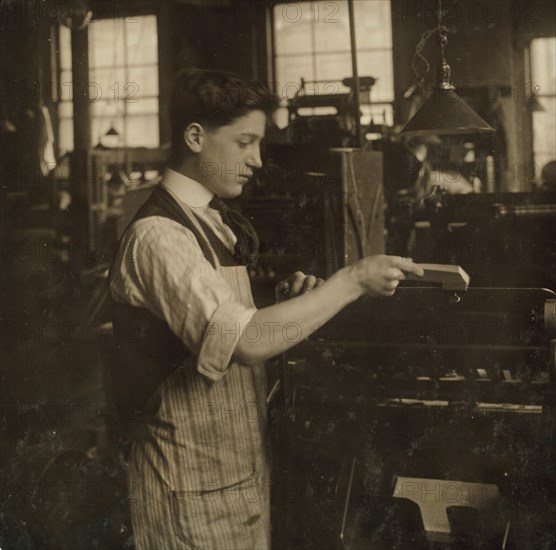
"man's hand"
275,271,325,303
348,255,424,297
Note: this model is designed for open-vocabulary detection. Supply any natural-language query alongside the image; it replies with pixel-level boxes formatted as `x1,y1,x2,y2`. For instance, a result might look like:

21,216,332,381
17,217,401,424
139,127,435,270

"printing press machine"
251,136,556,547
273,280,556,549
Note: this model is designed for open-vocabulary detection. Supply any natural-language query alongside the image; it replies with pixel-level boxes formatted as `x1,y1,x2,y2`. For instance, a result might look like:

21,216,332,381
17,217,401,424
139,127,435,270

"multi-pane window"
88,15,159,148
529,37,556,182
55,24,74,154
272,0,393,128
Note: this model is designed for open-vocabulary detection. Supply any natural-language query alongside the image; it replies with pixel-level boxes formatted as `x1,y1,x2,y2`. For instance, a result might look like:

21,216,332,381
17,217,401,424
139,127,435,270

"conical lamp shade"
526,95,544,112
401,88,494,136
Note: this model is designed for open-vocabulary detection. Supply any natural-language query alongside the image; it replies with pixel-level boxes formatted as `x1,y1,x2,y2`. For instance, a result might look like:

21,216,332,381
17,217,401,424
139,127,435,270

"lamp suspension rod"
437,0,448,63
347,0,362,148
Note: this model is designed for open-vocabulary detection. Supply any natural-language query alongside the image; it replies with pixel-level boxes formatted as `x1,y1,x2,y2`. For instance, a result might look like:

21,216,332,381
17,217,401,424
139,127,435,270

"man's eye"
238,141,250,148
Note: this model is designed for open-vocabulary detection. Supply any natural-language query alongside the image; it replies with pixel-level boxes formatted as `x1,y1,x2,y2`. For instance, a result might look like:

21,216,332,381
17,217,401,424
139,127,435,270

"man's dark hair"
169,69,278,159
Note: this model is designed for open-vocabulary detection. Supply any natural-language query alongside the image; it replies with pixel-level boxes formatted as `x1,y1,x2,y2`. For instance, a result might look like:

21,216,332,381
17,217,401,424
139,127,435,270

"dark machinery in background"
245,146,384,306
283,76,378,149
255,57,556,550
243,72,387,307
258,98,556,545
272,284,556,549
386,186,556,291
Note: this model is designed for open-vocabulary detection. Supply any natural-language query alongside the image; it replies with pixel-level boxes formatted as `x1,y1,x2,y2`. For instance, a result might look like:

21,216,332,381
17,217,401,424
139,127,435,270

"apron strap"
175,200,222,270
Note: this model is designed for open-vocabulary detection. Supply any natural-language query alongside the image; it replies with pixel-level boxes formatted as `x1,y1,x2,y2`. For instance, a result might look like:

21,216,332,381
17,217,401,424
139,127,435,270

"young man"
110,69,423,550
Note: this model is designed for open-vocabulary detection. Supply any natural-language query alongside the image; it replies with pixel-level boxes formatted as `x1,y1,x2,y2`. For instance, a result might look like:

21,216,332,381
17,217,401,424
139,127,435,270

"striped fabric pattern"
110,196,270,549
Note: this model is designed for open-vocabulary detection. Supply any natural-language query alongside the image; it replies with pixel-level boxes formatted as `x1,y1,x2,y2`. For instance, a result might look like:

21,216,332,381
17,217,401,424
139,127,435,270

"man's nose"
247,146,263,170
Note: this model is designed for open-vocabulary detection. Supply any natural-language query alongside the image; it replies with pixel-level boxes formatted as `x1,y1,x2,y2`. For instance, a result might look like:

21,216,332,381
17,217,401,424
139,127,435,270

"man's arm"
233,255,424,366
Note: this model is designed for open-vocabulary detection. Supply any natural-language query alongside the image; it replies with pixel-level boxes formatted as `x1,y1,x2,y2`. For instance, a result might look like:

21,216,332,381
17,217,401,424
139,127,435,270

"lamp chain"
411,0,452,84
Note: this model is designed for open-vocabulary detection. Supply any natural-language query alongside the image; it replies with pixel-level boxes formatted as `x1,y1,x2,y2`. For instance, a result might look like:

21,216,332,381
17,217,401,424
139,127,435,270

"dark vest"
109,186,239,421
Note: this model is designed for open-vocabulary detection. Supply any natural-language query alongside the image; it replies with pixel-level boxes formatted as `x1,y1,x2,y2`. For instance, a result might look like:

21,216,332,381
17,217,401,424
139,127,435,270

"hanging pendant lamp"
400,0,494,136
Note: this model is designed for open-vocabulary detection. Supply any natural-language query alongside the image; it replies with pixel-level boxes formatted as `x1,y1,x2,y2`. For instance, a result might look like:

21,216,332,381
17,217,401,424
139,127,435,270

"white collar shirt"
162,168,237,252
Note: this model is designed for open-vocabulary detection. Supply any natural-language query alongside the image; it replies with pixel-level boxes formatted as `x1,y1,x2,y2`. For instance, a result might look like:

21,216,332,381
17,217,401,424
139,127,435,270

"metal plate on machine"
393,477,501,543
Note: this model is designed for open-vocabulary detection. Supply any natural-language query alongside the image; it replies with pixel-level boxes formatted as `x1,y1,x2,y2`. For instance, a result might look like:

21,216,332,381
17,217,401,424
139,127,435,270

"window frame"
51,23,75,156
87,13,161,149
526,36,556,185
269,0,395,129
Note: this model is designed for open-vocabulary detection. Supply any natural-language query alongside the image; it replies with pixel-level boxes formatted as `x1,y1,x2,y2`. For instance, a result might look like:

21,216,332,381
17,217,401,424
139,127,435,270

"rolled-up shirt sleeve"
110,216,257,382
198,300,256,381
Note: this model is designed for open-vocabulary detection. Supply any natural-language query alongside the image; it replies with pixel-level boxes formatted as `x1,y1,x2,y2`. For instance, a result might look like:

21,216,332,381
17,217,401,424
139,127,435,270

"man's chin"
221,184,245,199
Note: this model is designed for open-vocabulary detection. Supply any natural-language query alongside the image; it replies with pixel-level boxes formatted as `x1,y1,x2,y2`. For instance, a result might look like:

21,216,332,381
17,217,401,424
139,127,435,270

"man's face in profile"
199,109,266,199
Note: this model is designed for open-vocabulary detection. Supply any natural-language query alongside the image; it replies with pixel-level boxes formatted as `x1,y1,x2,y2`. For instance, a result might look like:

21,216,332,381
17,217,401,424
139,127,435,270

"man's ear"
183,123,204,153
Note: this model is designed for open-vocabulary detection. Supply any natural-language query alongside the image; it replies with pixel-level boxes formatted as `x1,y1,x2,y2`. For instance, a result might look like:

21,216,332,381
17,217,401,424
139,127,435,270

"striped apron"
128,201,270,550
